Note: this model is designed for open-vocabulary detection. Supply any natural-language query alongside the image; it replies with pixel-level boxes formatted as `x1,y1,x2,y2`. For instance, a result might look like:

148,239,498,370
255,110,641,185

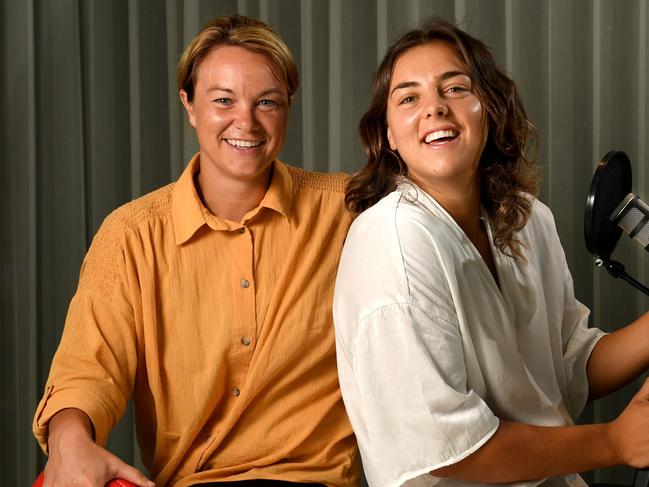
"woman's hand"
606,377,649,468
43,409,154,487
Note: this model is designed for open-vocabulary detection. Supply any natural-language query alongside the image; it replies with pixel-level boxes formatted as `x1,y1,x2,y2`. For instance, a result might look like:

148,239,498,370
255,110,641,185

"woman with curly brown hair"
334,17,649,487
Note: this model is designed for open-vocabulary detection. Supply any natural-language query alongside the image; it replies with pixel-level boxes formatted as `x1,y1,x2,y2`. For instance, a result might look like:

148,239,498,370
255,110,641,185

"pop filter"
584,150,649,296
584,150,632,260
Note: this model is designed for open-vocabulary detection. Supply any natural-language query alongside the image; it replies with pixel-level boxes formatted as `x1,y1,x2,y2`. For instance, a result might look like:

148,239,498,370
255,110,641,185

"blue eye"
258,98,283,111
213,98,232,105
258,99,280,108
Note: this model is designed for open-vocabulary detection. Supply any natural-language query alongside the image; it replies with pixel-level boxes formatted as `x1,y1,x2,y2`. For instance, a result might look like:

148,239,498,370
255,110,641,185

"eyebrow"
257,88,286,97
205,86,286,97
390,70,469,97
206,86,234,94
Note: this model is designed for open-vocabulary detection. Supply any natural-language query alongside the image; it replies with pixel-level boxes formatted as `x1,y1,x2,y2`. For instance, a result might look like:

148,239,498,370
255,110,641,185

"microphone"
611,193,649,250
584,150,649,296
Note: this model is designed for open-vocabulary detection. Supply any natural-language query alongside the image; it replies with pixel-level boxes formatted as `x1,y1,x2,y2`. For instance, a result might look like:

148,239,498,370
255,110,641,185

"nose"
426,102,448,118
234,104,258,130
425,92,448,118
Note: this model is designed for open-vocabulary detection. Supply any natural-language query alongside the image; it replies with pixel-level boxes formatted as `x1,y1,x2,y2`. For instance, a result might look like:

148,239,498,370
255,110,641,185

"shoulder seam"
78,183,175,298
287,166,349,194
357,301,458,336
393,193,413,303
107,183,175,232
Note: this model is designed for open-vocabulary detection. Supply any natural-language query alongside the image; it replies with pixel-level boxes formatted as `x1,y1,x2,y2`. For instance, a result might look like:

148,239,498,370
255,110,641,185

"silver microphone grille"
611,193,649,249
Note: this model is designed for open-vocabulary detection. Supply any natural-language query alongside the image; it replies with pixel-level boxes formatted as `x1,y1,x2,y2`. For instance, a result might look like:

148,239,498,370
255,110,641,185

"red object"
33,471,137,487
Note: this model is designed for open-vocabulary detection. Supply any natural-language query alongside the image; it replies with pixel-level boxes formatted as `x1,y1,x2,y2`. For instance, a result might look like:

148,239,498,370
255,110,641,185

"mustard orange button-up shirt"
33,155,359,486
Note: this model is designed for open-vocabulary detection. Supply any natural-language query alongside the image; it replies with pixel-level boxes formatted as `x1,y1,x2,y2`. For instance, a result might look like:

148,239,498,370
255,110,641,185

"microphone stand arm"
596,258,649,297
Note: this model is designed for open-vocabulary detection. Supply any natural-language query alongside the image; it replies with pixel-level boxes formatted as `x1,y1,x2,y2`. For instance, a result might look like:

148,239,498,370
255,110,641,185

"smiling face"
180,45,291,187
386,41,487,198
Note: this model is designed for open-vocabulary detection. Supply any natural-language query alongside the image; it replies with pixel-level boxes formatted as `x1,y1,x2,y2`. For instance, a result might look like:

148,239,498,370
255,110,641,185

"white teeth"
424,130,458,143
226,139,263,148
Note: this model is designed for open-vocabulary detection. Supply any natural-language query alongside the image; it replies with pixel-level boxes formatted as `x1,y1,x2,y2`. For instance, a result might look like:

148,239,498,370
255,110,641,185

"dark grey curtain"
2,0,648,485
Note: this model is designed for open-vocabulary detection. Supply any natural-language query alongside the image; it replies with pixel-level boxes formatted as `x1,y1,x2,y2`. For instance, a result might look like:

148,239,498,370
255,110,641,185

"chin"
230,164,272,180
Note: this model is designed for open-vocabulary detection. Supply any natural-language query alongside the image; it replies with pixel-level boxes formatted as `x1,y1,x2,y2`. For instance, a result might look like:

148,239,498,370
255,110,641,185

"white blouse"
333,182,604,487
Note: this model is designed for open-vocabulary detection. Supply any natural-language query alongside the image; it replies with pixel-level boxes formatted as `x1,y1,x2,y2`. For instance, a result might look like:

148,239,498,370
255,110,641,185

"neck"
413,174,499,286
414,174,482,241
444,195,482,243
197,163,272,223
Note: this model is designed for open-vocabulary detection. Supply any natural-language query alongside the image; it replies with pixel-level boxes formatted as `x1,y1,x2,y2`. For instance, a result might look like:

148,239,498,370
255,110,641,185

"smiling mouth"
225,138,264,149
424,129,458,144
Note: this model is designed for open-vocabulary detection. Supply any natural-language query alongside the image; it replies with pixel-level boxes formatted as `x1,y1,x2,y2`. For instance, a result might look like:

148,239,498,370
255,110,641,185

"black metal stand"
593,468,649,487
597,258,649,297
634,469,649,487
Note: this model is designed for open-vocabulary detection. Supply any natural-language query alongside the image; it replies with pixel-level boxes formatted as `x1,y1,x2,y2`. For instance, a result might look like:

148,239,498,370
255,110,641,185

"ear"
387,125,397,151
288,94,296,108
179,90,197,128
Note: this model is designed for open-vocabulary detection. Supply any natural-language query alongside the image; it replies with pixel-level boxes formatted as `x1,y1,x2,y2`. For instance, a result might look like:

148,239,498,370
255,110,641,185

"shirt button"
241,336,251,346
240,279,250,288
238,228,245,234
232,387,241,396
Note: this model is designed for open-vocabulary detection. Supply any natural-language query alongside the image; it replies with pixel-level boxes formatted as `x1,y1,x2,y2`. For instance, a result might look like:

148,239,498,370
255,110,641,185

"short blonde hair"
178,15,299,102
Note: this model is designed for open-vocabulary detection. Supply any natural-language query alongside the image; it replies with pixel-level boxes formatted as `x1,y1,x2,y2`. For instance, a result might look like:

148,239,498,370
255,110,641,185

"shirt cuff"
33,382,115,454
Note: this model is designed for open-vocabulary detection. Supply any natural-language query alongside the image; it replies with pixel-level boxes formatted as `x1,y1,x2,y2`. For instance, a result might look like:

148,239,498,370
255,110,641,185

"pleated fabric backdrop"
2,0,648,485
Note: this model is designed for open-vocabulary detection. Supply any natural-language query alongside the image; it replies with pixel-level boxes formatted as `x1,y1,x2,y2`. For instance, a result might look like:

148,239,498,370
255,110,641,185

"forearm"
47,408,95,453
587,311,649,400
432,420,617,483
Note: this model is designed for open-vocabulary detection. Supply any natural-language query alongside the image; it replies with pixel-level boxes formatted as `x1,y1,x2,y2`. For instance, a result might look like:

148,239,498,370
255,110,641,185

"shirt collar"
248,158,293,222
172,155,294,245
397,177,492,246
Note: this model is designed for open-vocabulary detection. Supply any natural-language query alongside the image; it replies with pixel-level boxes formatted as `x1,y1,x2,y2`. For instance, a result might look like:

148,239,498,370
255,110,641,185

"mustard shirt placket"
191,207,290,473
229,224,256,397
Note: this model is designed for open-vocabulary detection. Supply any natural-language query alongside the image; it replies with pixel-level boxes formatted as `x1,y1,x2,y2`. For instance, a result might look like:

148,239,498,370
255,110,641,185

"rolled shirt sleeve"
33,213,138,452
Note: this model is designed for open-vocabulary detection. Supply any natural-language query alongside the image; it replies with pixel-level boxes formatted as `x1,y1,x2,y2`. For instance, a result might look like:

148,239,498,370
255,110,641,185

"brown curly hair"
346,17,540,258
